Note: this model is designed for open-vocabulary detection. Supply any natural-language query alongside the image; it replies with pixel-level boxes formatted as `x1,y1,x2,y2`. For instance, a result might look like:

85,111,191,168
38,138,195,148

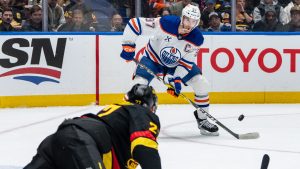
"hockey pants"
24,125,106,169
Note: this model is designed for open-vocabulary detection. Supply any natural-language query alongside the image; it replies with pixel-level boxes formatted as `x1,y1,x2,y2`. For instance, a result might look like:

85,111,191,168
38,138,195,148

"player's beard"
178,24,192,35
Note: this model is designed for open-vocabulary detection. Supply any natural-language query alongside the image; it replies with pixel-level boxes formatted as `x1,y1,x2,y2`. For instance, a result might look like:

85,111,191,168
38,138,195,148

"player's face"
182,16,198,32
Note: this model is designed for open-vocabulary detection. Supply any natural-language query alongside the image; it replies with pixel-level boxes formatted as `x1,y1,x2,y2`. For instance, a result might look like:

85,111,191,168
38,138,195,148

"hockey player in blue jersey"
120,4,219,136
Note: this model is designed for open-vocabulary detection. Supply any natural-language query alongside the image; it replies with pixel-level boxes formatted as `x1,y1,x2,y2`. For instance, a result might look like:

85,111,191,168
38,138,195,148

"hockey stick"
260,154,270,169
133,59,259,139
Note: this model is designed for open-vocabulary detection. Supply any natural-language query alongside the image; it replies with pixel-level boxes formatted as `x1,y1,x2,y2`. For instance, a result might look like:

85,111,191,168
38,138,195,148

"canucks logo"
160,47,181,67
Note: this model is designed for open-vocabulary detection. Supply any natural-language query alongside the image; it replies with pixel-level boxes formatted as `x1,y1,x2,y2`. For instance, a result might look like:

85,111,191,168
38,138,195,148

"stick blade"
261,154,270,169
238,132,260,139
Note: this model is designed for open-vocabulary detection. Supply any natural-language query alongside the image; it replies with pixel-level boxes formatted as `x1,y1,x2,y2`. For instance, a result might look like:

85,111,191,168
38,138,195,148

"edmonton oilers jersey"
122,15,204,70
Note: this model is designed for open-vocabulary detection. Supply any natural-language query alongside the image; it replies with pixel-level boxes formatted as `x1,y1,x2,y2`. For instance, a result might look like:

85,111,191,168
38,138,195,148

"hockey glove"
167,77,182,97
120,44,136,61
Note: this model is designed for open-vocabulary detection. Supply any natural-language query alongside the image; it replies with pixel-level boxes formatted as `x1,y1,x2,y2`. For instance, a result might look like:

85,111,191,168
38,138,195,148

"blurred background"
0,0,299,32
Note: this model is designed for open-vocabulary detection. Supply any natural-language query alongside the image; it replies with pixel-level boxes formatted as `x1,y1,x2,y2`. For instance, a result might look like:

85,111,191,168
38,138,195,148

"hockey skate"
194,110,219,136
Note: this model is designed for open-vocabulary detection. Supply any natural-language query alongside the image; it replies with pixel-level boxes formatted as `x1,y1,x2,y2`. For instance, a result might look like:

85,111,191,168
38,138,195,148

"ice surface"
0,104,299,169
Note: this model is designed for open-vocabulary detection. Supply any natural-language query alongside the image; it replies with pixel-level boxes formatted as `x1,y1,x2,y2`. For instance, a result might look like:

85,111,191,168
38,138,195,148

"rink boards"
0,33,300,107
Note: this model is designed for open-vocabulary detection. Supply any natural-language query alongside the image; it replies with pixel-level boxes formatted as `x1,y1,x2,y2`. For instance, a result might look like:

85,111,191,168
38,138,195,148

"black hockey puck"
238,114,244,121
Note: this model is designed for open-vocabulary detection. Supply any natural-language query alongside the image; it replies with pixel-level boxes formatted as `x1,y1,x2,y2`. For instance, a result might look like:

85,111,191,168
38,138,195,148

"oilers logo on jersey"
122,15,204,70
160,47,181,67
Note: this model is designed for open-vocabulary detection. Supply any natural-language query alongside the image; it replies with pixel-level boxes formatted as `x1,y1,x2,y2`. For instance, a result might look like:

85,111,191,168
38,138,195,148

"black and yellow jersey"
81,102,161,169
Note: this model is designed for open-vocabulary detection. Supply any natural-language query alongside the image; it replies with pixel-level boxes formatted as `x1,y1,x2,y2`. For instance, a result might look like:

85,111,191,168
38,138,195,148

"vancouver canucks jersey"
96,102,161,169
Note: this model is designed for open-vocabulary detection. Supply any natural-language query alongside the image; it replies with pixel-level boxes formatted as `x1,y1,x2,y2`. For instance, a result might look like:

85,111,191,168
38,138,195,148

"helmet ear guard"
125,84,158,113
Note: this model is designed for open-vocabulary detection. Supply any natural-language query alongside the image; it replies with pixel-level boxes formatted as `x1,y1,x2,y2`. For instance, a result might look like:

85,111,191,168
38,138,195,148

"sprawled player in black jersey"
24,84,161,169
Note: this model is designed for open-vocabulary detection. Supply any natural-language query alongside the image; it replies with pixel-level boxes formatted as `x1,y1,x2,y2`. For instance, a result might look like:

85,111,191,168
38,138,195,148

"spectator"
128,0,153,18
253,0,288,25
278,0,292,7
158,7,171,17
0,7,16,31
284,0,300,22
149,0,169,17
207,12,231,32
58,9,94,31
149,0,168,11
221,11,231,24
27,0,41,5
84,0,122,30
282,5,300,31
206,11,231,31
253,0,262,7
193,0,207,11
0,0,11,16
236,0,253,31
252,5,284,31
244,0,256,12
10,0,26,29
64,0,95,29
168,0,193,16
48,0,66,31
21,4,42,31
0,0,24,29
215,0,231,13
58,0,70,7
110,0,129,19
110,13,125,32
201,0,216,29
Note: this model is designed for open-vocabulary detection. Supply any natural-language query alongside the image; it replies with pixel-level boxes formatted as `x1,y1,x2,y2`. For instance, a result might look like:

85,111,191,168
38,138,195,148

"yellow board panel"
98,92,300,105
0,94,95,108
1,92,300,108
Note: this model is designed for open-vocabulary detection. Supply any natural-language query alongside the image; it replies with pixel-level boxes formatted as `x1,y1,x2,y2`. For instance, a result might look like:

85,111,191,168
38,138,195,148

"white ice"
0,104,300,169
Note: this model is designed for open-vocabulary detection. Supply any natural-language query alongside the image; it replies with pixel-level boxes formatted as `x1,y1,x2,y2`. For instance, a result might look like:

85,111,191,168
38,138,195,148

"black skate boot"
194,110,219,136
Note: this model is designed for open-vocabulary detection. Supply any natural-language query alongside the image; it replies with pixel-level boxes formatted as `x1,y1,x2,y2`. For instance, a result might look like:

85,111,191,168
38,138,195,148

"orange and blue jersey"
122,15,204,79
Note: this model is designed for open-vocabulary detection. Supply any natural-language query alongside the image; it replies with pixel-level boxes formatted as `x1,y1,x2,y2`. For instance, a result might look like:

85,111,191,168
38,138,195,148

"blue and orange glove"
167,77,182,97
120,44,136,61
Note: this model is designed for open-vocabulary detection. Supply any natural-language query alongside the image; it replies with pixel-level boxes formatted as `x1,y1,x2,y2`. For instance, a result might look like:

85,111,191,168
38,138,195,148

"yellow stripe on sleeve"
131,137,158,155
102,151,112,169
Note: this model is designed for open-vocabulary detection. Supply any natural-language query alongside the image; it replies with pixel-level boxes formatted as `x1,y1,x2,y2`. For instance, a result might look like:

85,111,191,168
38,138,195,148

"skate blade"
200,130,219,136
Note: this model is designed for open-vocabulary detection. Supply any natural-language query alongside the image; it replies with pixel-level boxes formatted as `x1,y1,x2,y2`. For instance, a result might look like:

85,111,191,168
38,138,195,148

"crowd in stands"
0,0,299,32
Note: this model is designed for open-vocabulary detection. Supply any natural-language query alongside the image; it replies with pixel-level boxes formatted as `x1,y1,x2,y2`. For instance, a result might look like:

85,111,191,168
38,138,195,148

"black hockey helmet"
125,84,158,113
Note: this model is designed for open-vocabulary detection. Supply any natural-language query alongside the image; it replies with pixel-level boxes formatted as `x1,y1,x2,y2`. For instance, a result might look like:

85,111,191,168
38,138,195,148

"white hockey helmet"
181,4,201,30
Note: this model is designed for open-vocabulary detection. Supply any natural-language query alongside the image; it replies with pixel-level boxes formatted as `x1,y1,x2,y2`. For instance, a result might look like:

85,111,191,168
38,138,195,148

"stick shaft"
133,59,258,139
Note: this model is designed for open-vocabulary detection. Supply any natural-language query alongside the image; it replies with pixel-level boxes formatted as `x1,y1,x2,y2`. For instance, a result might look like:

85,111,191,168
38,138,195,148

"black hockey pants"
24,123,107,169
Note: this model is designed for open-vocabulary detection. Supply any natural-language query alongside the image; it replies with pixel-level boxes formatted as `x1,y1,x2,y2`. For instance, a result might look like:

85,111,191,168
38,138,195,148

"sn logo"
0,38,67,84
0,38,67,69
